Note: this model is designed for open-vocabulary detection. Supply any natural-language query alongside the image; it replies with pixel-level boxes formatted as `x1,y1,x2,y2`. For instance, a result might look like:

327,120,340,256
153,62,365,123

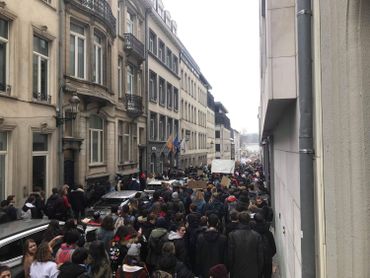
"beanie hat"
209,264,228,278
227,195,237,202
127,243,141,257
171,192,179,199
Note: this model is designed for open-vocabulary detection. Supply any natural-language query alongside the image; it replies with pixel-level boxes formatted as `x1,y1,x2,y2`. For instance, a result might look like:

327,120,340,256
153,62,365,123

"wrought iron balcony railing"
123,33,145,62
33,92,51,104
125,94,143,118
66,0,116,36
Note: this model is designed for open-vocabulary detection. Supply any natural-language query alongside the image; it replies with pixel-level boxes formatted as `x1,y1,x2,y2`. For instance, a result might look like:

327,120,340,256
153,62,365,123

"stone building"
0,0,60,200
179,48,209,169
207,91,216,165
214,102,231,160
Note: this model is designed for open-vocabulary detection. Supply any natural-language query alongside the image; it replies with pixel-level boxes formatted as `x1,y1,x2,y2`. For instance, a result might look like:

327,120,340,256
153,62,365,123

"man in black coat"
228,211,264,278
195,214,227,278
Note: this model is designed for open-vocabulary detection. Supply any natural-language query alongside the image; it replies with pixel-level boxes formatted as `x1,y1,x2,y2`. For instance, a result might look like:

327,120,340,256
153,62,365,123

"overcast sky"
163,0,261,134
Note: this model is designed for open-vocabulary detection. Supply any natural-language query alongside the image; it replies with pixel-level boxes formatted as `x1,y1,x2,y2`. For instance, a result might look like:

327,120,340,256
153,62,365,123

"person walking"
228,211,264,278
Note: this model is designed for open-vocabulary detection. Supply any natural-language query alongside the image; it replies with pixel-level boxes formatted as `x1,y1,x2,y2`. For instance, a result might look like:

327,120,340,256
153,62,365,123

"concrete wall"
318,0,370,277
272,103,300,278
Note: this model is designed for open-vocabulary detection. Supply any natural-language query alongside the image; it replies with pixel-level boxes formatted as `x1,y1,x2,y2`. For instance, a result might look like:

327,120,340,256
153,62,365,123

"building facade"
214,102,231,160
146,0,181,175
179,49,209,169
207,91,216,165
259,0,370,277
232,129,241,161
0,0,60,200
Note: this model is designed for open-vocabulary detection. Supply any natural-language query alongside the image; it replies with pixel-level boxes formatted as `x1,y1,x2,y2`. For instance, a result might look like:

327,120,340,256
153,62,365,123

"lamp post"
55,92,80,126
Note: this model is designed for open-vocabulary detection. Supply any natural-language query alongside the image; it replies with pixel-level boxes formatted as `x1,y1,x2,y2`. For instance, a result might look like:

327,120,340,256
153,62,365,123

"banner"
211,159,235,174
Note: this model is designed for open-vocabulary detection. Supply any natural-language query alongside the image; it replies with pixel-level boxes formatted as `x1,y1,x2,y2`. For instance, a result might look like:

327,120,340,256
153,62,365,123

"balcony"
123,33,145,63
65,0,116,36
125,94,143,118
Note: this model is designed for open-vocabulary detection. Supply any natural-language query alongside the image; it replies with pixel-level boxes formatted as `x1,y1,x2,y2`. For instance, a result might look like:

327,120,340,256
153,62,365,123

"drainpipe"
58,0,66,187
297,0,315,277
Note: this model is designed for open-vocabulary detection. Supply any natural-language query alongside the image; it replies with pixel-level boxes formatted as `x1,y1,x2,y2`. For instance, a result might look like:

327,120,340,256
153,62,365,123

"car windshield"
94,198,127,207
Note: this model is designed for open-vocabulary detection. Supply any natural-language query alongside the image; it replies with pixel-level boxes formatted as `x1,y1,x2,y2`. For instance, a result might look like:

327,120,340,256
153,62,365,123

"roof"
101,190,142,199
0,219,52,241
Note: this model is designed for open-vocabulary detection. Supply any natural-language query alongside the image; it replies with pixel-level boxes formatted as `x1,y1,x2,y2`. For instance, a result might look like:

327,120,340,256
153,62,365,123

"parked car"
0,218,96,276
89,190,150,217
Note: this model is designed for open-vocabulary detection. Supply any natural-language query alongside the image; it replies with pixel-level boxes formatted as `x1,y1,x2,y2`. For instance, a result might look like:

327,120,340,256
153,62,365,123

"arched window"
89,115,104,164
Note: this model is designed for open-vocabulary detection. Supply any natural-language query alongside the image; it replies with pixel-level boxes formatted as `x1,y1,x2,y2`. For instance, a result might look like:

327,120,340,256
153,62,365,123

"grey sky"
163,0,261,134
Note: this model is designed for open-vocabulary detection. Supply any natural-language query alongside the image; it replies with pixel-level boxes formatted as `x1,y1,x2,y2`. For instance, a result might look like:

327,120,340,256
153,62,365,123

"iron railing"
66,0,116,36
33,92,51,104
123,33,145,62
125,94,143,117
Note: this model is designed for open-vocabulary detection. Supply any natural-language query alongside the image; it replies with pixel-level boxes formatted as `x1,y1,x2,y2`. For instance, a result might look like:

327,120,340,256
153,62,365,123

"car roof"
0,219,52,241
101,190,143,199
147,179,177,186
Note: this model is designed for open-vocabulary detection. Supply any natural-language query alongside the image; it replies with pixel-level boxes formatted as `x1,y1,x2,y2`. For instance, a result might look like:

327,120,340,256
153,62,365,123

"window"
174,120,179,137
149,113,157,140
70,23,86,79
150,153,156,174
0,132,7,200
118,57,123,98
117,6,122,36
167,117,173,138
215,144,220,152
158,40,165,62
173,87,178,111
172,56,178,74
215,130,220,138
149,71,157,101
149,30,157,55
166,48,172,68
118,121,136,163
32,133,48,192
159,115,165,141
159,77,165,106
127,65,134,95
0,19,8,92
93,33,103,84
126,11,134,34
32,35,49,102
89,115,104,164
167,83,172,109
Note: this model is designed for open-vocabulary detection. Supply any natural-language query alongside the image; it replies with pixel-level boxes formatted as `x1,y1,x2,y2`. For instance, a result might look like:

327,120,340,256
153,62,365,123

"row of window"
149,70,179,111
181,129,207,151
149,112,179,142
180,70,207,106
149,29,179,75
180,100,206,127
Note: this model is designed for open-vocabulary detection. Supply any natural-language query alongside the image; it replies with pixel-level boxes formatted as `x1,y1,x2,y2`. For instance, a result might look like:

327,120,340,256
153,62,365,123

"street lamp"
55,93,80,127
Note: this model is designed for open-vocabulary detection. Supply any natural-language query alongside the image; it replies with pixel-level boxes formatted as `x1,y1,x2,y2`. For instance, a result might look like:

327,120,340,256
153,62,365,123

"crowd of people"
0,161,276,278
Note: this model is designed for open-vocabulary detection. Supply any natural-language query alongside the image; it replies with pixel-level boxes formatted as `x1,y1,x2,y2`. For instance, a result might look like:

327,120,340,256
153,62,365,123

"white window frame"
93,33,103,85
126,11,134,34
70,23,86,79
127,64,134,95
33,35,49,102
32,133,49,192
0,132,8,200
118,57,123,98
89,116,104,164
0,19,9,93
117,6,122,36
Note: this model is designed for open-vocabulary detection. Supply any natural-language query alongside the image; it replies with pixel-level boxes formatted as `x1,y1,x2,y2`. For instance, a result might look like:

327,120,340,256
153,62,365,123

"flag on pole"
166,135,174,152
173,136,180,154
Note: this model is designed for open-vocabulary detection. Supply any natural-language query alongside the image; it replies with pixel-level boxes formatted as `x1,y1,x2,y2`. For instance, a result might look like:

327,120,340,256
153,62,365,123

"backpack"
45,195,64,219
149,232,168,254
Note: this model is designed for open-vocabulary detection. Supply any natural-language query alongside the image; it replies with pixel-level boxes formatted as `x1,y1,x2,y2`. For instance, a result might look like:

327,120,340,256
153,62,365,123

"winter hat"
156,217,167,229
127,242,141,257
209,264,228,278
171,192,179,199
227,195,237,202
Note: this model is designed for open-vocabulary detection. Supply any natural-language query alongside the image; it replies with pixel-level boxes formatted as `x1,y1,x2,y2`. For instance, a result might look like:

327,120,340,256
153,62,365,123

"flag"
173,136,181,154
166,135,174,152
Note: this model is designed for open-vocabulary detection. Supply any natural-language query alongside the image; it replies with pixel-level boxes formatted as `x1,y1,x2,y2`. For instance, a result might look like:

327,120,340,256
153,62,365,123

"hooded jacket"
58,262,88,278
195,228,227,278
168,231,187,264
146,228,169,267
